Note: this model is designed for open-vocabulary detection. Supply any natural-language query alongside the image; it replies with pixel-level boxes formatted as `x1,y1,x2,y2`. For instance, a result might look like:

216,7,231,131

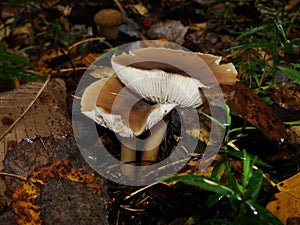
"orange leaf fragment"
29,163,59,185
12,159,102,225
12,181,41,202
29,159,102,195
12,181,42,225
266,173,300,224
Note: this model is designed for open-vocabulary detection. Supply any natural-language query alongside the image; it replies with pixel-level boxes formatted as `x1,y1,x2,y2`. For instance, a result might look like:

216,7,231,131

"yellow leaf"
12,181,41,202
12,182,42,225
133,2,148,16
266,172,300,224
277,172,300,198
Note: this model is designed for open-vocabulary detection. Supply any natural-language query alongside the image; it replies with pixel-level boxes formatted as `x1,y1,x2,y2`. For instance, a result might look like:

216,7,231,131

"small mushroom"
93,9,122,40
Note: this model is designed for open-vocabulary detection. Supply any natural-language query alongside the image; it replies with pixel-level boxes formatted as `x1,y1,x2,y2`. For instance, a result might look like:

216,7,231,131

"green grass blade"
163,175,237,198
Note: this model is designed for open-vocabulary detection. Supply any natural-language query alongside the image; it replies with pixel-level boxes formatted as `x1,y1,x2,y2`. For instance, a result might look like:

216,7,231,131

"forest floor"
0,0,300,225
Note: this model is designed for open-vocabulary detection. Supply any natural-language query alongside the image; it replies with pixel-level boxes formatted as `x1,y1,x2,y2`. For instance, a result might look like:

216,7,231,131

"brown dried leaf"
35,49,67,72
79,53,101,67
12,160,102,225
290,125,300,144
0,79,72,169
266,173,300,224
220,83,290,142
271,83,300,110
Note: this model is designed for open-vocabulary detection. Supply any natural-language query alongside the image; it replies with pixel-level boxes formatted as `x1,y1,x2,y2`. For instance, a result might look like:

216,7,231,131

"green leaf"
236,24,271,41
242,151,252,187
247,169,263,201
0,50,35,68
284,120,300,125
278,66,300,85
186,193,223,224
290,38,300,45
210,160,227,182
0,65,44,82
201,112,227,129
243,201,284,225
291,63,300,69
163,175,237,198
228,42,273,51
226,159,244,195
220,149,271,168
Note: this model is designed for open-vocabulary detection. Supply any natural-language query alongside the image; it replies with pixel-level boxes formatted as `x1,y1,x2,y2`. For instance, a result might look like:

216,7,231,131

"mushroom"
111,47,237,166
81,74,175,177
81,47,238,178
111,47,238,94
93,9,122,40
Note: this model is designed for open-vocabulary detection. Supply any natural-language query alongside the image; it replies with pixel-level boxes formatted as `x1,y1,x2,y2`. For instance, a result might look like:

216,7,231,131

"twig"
68,37,106,51
0,75,51,140
114,0,127,16
124,181,161,201
0,171,28,181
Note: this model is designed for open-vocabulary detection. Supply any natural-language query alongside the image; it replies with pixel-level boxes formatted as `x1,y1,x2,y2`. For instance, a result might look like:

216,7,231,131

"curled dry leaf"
266,172,300,224
12,159,102,225
220,83,290,143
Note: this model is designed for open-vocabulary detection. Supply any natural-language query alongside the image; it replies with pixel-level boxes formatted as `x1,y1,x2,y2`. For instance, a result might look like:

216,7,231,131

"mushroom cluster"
81,47,237,177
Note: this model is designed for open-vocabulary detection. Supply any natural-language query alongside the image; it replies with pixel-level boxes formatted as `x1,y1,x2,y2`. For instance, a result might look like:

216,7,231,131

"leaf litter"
0,0,300,224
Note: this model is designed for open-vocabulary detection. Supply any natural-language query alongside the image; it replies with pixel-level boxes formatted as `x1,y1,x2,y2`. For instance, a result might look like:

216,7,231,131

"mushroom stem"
120,137,137,178
120,116,169,179
140,117,169,166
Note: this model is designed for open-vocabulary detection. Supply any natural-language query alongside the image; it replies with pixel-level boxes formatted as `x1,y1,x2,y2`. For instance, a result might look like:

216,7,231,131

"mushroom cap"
111,48,237,108
81,75,176,137
195,52,238,84
93,9,122,27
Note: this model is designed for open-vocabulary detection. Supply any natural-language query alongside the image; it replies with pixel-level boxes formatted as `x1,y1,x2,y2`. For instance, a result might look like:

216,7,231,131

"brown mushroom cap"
81,75,176,137
111,48,237,108
111,47,237,86
93,9,122,27
93,9,122,39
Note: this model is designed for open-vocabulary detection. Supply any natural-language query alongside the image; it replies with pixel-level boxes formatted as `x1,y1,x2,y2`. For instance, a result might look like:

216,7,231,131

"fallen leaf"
133,2,148,16
271,83,300,110
220,83,291,143
266,173,300,224
12,159,102,225
277,172,300,198
28,160,102,195
79,52,101,67
12,181,42,225
146,20,188,44
35,48,68,75
0,79,72,169
290,125,300,144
